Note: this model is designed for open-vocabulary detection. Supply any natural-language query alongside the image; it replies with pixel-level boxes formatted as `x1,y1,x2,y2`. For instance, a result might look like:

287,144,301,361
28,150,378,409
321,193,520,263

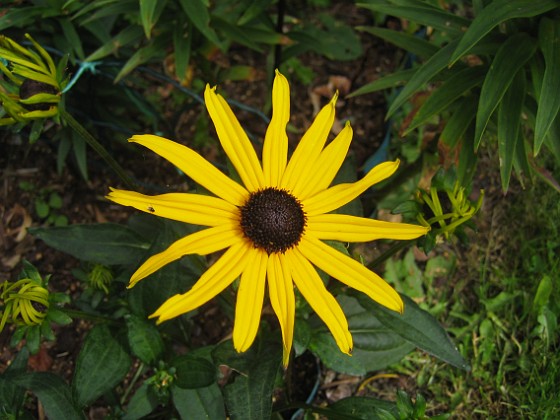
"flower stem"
367,240,414,270
61,308,117,324
60,109,135,188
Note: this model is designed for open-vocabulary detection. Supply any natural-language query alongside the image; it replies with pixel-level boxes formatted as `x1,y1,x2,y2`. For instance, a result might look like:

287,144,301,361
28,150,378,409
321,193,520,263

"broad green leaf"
355,293,470,370
123,383,159,420
348,68,416,98
387,39,460,118
440,96,477,149
29,223,150,265
498,70,526,192
358,1,469,37
450,0,559,65
474,33,536,149
237,0,274,25
72,325,131,407
178,0,223,49
173,384,226,420
329,396,398,419
139,0,158,39
0,348,29,415
85,26,144,62
80,0,137,25
357,27,439,59
534,17,560,155
221,339,282,420
309,296,415,375
126,315,164,364
174,22,192,83
407,66,486,134
114,36,168,82
173,355,216,389
13,373,83,420
59,18,84,59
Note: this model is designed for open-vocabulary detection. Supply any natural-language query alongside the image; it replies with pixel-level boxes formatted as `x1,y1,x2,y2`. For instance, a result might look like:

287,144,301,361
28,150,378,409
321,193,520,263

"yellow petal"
204,85,265,191
106,189,239,226
267,253,295,366
233,249,268,352
293,121,353,200
307,214,429,242
289,249,352,355
150,241,251,322
130,224,242,287
302,160,400,216
130,134,248,206
298,235,403,313
281,93,338,191
262,70,290,187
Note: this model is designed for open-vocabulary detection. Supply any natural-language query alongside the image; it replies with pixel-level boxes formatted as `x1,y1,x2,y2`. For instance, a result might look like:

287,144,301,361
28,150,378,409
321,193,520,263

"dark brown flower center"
240,188,306,254
19,79,58,111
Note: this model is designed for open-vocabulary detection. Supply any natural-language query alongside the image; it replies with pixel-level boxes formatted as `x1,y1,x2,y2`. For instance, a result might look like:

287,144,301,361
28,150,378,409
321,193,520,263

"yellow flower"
107,70,428,364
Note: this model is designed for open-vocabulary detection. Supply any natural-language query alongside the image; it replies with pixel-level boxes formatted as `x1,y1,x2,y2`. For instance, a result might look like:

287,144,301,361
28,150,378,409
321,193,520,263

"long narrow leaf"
178,0,223,49
357,2,469,36
114,36,168,82
139,0,158,39
85,26,144,62
534,17,560,155
357,27,439,59
474,33,536,149
407,66,486,134
347,68,416,98
440,96,477,148
498,70,526,192
450,0,559,65
387,39,460,119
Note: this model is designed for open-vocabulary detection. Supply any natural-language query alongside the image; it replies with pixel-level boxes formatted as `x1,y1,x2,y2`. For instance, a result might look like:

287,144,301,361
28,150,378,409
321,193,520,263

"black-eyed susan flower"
107,70,429,364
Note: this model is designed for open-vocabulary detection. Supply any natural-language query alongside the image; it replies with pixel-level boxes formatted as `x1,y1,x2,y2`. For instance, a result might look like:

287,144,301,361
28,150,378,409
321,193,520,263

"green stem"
61,308,117,324
60,109,135,188
367,240,414,270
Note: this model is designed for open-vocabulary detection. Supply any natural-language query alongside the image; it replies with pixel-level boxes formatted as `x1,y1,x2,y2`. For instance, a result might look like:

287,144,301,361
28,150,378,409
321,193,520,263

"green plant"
352,0,560,192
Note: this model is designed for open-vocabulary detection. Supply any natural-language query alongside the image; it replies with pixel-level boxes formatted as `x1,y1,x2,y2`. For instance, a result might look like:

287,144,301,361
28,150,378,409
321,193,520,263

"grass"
385,155,560,418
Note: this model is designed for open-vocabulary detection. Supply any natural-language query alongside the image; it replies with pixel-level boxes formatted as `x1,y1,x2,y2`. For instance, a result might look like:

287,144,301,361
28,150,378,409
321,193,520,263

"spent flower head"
0,278,49,332
107,70,429,364
0,33,67,126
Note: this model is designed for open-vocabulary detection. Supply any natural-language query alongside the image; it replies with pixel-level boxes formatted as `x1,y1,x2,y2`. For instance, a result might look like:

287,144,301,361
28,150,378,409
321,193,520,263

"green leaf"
139,0,158,39
449,0,559,65
59,18,84,59
387,39,460,119
407,66,486,134
173,21,192,83
534,17,560,155
35,199,50,218
221,339,282,420
348,69,416,98
172,383,226,420
13,372,83,420
123,383,159,420
57,134,71,175
85,26,144,62
178,0,223,49
71,130,88,181
439,96,477,149
72,325,131,407
212,17,263,52
357,1,469,37
173,355,216,389
474,33,536,149
29,223,150,265
357,27,439,60
126,315,164,364
498,69,526,192
309,296,415,375
328,396,398,419
47,308,73,326
355,293,470,370
114,36,168,83
0,348,29,415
